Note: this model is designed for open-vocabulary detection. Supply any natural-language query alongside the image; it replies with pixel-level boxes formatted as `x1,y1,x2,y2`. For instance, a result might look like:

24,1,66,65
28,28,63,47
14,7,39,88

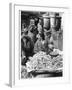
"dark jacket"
21,35,34,57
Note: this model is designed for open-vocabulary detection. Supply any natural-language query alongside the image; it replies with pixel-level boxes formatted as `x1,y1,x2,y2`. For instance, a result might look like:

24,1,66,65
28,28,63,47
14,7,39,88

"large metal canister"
42,13,50,30
50,12,55,28
55,16,61,31
50,12,61,31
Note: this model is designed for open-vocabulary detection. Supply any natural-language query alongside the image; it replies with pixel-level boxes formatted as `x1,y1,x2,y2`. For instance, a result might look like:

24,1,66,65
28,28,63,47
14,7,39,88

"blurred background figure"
28,18,38,44
37,18,43,34
21,22,28,39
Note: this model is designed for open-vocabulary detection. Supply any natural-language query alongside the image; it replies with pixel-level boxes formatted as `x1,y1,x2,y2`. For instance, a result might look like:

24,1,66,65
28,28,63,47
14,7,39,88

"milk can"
50,12,56,28
42,13,50,30
50,12,61,31
55,16,61,31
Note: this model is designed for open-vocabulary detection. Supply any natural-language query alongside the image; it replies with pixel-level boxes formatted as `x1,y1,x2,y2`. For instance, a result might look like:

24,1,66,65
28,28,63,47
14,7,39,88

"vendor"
34,33,45,54
44,30,53,54
21,35,34,65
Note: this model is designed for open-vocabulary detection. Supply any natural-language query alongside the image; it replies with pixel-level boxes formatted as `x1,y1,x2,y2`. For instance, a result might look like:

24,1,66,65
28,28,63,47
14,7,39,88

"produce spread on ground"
21,49,63,78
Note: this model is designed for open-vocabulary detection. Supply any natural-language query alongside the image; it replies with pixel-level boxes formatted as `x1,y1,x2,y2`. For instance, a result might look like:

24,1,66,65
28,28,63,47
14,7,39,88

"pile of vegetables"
26,51,63,72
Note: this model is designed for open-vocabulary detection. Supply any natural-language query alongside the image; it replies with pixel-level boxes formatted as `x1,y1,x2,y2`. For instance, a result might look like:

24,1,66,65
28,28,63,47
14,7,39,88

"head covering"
44,29,51,36
22,28,28,34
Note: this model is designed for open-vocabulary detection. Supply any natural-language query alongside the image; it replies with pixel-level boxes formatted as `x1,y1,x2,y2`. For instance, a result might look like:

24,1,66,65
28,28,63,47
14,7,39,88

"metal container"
42,13,50,30
50,12,61,31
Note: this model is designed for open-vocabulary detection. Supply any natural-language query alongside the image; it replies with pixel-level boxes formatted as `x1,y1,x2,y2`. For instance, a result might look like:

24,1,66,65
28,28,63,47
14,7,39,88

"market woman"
21,35,34,65
34,33,45,53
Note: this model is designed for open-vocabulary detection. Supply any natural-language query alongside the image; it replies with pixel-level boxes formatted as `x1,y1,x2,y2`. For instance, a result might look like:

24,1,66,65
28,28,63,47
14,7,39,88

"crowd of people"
21,15,63,66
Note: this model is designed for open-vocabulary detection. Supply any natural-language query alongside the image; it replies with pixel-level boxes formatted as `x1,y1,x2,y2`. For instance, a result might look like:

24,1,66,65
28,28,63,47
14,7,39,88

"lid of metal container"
50,12,61,18
42,12,50,18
